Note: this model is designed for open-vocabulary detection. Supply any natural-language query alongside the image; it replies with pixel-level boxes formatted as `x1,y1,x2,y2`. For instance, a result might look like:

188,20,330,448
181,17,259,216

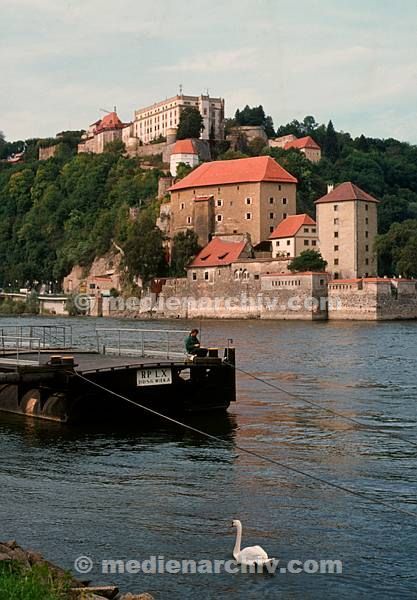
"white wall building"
133,93,224,144
169,139,200,176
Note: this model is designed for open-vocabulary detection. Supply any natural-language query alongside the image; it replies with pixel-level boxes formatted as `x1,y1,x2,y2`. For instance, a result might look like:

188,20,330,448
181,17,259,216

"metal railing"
0,325,72,350
95,328,190,359
0,335,41,366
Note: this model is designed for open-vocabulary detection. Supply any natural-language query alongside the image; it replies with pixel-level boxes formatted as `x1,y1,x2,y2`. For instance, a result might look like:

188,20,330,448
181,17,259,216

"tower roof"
172,139,198,154
284,136,321,150
315,182,379,204
269,214,316,239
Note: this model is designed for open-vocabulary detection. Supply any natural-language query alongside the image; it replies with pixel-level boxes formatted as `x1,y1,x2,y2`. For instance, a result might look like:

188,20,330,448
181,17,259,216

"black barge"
0,326,236,423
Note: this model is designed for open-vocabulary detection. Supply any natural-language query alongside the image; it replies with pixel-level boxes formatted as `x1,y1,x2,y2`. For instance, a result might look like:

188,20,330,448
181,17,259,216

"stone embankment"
0,540,153,600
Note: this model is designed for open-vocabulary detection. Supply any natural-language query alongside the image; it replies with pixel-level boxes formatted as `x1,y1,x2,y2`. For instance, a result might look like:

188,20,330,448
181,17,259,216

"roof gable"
189,238,248,268
284,136,321,150
269,214,316,239
315,182,379,204
172,139,198,154
169,156,297,192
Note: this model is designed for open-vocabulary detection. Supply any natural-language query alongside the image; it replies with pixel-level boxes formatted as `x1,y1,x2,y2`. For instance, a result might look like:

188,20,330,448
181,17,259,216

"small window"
283,198,287,205
334,205,338,212
365,258,369,265
366,245,369,252
270,226,274,233
334,218,339,225
245,197,252,205
304,240,309,246
216,214,223,222
270,212,274,219
216,199,223,207
278,184,282,191
334,272,339,279
312,228,316,233
187,216,192,224
217,187,221,194
365,204,369,211
334,231,339,238
269,197,274,204
254,274,260,280
334,245,339,251
204,271,209,281
334,258,339,265
192,272,197,281
304,228,309,233
286,240,290,246
312,240,317,246
283,213,287,219
365,231,369,238
365,217,369,225
246,213,252,220
276,240,280,246
180,202,185,210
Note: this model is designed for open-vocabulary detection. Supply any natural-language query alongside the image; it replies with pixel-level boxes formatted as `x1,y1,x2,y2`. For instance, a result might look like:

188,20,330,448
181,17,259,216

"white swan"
231,519,276,568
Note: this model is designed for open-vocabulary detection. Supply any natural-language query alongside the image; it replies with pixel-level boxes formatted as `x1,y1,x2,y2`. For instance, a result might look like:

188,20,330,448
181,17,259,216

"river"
0,316,416,599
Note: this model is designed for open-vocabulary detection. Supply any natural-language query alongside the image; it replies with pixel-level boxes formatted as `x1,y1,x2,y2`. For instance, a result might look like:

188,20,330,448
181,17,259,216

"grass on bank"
0,561,71,600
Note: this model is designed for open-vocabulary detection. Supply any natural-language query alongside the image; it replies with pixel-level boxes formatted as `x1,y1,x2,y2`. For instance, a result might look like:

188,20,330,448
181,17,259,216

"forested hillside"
1,115,417,286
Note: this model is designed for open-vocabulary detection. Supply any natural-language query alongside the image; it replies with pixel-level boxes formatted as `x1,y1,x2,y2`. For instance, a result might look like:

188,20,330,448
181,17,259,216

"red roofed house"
166,155,298,247
170,139,200,176
315,182,379,279
270,135,321,162
269,214,318,259
78,110,130,154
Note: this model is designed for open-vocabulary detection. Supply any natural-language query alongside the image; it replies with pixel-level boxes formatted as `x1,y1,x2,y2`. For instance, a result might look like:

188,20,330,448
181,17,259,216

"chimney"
327,184,334,194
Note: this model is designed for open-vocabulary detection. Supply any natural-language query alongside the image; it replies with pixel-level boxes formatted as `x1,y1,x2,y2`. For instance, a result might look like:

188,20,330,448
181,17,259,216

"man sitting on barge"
185,329,207,357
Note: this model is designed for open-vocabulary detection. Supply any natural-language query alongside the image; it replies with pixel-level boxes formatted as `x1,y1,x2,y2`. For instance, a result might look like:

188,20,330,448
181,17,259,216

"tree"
170,230,201,276
104,139,126,155
288,250,327,272
0,131,5,158
234,105,275,138
175,162,193,180
247,136,269,156
176,107,204,140
123,210,166,284
375,220,417,277
323,120,339,162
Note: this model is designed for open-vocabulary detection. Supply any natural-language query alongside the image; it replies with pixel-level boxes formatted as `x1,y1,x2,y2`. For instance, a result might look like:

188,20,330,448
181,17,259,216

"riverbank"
0,541,153,600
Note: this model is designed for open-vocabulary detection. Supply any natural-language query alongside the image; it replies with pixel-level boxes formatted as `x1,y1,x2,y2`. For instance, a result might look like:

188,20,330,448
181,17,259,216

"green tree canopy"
170,230,201,276
375,220,417,277
288,250,327,272
234,105,275,137
123,209,167,284
177,107,204,140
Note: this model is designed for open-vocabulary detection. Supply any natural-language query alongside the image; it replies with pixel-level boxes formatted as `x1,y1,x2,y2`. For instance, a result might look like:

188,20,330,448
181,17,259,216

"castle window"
312,240,317,246
245,213,252,220
187,216,192,224
270,212,274,219
304,240,309,246
216,214,223,222
270,226,274,233
334,218,339,225
283,198,287,205
254,274,260,280
334,232,339,238
245,197,252,205
334,258,339,265
278,184,281,191
204,271,210,281
217,199,223,207
276,241,280,246
180,202,185,210
365,204,369,211
365,217,369,225
334,245,339,251
304,228,309,233
365,231,369,238
286,240,290,246
312,228,316,233
192,272,197,281
366,245,369,252
334,205,338,211
365,258,369,265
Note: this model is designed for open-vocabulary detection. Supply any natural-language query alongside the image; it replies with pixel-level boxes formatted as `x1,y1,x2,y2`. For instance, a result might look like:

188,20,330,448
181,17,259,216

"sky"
1,0,417,143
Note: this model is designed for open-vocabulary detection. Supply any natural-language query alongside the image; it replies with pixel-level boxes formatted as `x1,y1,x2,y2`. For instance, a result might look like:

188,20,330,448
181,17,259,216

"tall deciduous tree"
177,107,204,140
124,210,166,284
170,230,201,276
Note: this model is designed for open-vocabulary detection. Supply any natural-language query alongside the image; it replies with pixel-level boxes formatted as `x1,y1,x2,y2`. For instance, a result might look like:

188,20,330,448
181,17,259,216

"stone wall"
38,145,59,160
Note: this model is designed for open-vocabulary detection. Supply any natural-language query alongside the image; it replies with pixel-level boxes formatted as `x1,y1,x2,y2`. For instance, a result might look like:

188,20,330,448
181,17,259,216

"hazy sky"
2,0,417,142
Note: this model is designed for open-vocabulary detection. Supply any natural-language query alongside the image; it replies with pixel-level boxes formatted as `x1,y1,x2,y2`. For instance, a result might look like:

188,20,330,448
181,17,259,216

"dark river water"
0,316,416,599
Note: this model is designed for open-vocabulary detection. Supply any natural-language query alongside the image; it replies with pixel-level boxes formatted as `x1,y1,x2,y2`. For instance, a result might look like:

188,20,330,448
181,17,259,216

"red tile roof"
189,238,247,268
95,112,125,133
172,139,197,154
315,182,379,204
284,136,321,150
269,214,316,239
169,156,297,192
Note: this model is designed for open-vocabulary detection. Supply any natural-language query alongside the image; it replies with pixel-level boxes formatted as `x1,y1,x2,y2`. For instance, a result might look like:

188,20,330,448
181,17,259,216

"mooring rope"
229,364,417,449
75,372,417,520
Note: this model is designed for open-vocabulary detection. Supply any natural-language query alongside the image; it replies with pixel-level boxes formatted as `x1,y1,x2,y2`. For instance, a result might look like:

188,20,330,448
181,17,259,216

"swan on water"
231,519,276,568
